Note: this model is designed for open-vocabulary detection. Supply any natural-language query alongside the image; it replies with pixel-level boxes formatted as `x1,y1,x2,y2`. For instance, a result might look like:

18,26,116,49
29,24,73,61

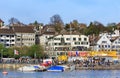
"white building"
96,34,111,51
0,28,15,48
95,32,120,55
43,34,89,57
99,29,120,39
112,36,120,54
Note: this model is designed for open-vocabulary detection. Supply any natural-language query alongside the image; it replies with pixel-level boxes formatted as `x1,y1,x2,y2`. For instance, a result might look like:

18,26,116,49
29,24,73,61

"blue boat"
47,65,64,72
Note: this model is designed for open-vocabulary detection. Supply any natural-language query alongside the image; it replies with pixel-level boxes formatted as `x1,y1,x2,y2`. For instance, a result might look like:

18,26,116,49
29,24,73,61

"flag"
14,50,19,55
76,51,79,56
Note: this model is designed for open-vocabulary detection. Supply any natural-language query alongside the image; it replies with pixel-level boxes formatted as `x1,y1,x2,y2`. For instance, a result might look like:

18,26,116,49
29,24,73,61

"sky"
0,0,120,25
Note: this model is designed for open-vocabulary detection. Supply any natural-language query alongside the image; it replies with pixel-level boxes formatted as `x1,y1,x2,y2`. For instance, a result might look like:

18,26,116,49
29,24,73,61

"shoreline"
0,64,120,70
75,66,120,70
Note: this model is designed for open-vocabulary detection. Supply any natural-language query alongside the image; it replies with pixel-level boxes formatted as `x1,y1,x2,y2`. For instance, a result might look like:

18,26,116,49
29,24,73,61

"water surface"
0,69,120,78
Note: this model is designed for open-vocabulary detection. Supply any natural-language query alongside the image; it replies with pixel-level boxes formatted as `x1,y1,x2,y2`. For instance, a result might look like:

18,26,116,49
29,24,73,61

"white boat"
18,65,46,72
18,65,36,72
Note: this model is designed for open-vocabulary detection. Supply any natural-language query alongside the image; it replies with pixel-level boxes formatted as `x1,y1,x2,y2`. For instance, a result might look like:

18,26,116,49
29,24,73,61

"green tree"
85,21,105,35
0,44,5,58
28,45,44,58
7,48,14,58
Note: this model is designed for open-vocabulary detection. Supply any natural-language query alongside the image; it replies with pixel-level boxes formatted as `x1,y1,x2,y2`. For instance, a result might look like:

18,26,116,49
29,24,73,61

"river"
0,69,120,78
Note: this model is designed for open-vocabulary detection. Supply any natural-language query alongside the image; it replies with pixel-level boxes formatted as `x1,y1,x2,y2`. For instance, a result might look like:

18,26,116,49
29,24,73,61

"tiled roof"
12,26,35,33
0,19,4,23
0,28,14,34
41,32,55,35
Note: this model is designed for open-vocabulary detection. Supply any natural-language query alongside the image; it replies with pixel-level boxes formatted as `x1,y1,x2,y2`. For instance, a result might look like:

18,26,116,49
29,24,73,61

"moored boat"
47,65,75,72
47,65,64,72
18,65,36,72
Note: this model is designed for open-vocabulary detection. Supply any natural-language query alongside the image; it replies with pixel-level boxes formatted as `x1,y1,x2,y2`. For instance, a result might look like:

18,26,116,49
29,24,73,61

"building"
45,34,89,58
111,36,120,54
95,34,112,51
0,28,15,48
0,19,4,28
12,26,36,47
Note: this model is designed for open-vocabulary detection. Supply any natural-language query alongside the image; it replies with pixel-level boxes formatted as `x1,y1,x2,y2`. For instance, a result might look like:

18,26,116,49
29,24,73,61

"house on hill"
0,19,4,28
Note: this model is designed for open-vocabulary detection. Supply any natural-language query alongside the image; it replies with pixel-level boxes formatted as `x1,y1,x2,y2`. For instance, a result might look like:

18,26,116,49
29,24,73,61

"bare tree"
8,17,22,26
50,14,64,33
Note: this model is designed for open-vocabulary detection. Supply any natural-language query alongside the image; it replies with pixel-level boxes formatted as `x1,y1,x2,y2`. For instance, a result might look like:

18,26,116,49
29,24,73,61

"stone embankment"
1,64,120,70
0,64,37,69
75,64,120,70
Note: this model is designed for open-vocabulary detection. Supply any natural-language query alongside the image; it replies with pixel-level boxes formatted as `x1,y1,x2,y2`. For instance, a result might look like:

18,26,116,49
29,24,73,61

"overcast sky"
0,0,120,25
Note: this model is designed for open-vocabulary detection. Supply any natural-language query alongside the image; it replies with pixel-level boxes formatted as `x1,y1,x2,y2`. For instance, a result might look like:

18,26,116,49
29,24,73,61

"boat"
18,65,46,72
47,65,64,72
18,65,36,72
47,65,75,72
2,71,8,75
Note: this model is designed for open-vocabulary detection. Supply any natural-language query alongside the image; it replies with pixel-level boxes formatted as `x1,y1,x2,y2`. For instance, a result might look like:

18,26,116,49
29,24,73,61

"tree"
0,44,4,59
28,45,44,58
7,48,14,58
34,21,39,31
50,14,64,33
8,17,22,26
106,23,117,32
79,23,87,34
71,20,79,31
85,21,105,35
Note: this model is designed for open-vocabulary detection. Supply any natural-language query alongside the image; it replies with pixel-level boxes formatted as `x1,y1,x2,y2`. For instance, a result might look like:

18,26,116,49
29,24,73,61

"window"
17,38,20,41
59,43,61,45
11,40,14,42
115,41,117,44
66,38,70,40
74,42,80,45
1,39,3,42
6,44,9,46
108,45,110,48
81,42,83,44
102,45,104,48
11,35,14,37
84,38,87,41
105,45,107,48
86,42,88,44
79,38,81,41
54,38,60,40
54,43,57,45
73,38,76,41
6,35,9,37
98,45,100,48
6,40,9,42
112,45,115,48
102,41,107,43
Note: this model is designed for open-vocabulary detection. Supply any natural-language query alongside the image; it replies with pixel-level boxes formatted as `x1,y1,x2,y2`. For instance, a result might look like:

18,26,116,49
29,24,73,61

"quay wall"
75,65,120,70
0,64,120,70
0,64,37,69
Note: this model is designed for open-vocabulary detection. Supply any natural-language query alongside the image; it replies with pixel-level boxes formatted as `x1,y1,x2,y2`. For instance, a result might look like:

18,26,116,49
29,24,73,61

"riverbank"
76,66,120,70
0,64,38,69
0,64,120,70
75,64,120,70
